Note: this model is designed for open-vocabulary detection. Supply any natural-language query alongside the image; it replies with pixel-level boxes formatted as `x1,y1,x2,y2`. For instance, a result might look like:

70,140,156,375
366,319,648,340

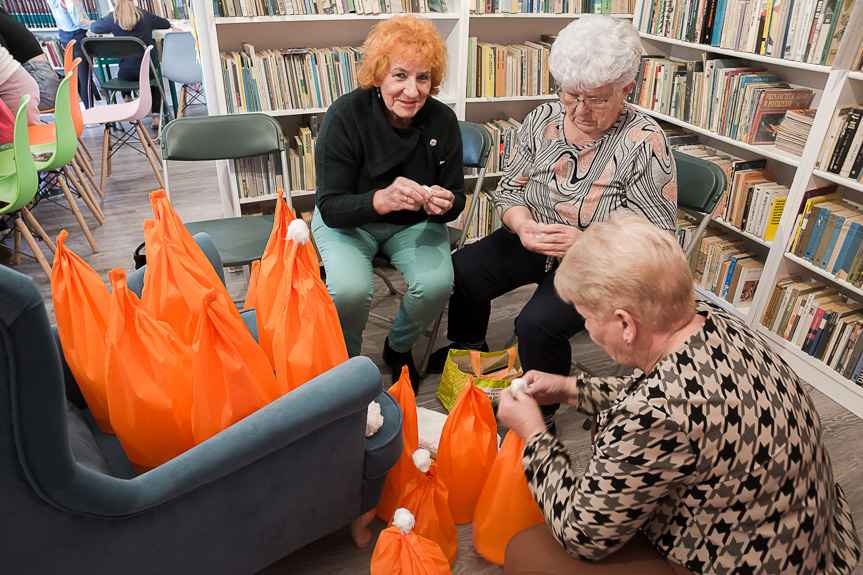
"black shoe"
426,340,490,374
382,337,421,394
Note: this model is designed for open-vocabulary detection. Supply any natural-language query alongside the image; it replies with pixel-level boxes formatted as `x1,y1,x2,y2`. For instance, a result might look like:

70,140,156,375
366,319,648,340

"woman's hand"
521,370,576,406
519,222,581,258
423,185,454,215
373,177,432,215
498,385,547,441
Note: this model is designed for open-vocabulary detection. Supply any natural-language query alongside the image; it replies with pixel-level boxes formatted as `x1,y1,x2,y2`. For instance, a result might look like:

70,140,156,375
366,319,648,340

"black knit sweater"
314,87,465,229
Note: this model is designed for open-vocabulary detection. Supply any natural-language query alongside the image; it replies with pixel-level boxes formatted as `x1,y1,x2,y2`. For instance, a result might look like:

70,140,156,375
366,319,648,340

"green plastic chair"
0,96,52,277
30,72,101,254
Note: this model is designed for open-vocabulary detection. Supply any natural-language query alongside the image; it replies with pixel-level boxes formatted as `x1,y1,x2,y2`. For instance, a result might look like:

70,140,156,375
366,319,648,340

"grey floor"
9,110,863,574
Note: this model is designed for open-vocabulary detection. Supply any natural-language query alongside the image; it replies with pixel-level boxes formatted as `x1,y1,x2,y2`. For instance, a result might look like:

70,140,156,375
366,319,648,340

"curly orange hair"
357,15,448,95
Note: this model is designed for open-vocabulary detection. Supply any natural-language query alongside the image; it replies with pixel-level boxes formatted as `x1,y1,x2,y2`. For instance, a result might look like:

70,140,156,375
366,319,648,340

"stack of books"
817,106,863,181
685,228,764,306
449,184,501,243
760,275,863,383
466,36,557,100
637,0,855,66
234,120,318,198
775,109,815,156
213,0,445,17
137,0,190,19
4,0,99,27
468,0,632,15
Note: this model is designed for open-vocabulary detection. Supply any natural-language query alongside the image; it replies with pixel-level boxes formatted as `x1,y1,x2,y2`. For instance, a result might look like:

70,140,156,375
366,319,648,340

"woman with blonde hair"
90,0,170,128
498,210,861,574
312,15,465,391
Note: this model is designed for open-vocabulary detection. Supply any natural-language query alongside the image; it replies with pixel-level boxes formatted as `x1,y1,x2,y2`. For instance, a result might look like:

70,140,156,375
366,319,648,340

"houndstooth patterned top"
493,100,678,231
523,302,861,575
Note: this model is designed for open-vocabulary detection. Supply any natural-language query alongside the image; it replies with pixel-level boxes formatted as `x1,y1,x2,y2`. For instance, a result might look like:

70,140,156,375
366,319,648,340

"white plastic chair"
81,44,165,194
160,32,205,118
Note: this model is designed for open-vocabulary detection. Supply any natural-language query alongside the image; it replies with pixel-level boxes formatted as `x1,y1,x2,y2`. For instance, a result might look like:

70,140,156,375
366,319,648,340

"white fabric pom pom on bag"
285,219,310,244
392,508,416,534
366,401,383,437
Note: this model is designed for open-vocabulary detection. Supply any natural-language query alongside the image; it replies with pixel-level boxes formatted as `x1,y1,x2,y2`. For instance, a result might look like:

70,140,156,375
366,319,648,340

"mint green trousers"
311,209,454,358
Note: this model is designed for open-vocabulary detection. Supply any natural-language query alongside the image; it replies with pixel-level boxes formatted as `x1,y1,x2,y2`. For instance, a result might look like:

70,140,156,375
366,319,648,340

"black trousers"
448,228,586,379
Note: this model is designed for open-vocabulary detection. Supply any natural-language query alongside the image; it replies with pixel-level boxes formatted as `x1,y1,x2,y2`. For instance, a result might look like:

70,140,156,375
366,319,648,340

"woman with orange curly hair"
312,15,465,391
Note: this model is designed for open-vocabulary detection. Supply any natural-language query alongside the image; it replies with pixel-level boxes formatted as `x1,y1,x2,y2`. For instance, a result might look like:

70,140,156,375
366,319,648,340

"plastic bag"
105,268,194,473
141,191,240,344
370,509,451,575
377,365,420,523
472,430,545,565
436,376,498,524
242,259,261,311
51,230,114,433
397,449,458,566
438,346,522,411
190,290,280,445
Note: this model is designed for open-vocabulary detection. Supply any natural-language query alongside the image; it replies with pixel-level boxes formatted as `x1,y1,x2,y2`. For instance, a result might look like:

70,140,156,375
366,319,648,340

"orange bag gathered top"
105,268,195,473
51,230,114,433
472,430,546,565
190,290,281,445
397,449,458,566
242,259,261,311
370,509,451,575
436,376,498,524
141,191,240,345
377,365,420,523
269,213,347,394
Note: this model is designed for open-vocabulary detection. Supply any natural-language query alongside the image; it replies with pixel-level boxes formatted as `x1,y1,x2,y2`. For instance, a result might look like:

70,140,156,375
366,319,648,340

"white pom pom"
510,378,530,398
365,401,383,437
412,448,431,473
285,219,310,245
392,508,415,534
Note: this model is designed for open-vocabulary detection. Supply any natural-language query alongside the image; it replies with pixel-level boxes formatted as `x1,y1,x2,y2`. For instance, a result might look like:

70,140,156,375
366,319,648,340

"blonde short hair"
554,210,695,331
356,15,447,95
112,0,141,31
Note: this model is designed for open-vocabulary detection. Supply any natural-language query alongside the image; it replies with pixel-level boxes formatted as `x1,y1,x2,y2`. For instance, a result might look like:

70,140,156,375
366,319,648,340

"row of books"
760,275,863,384
137,0,191,20
220,44,362,113
637,0,852,66
774,108,814,156
450,185,502,242
5,0,98,28
786,187,863,286
39,39,63,69
664,133,789,241
234,120,319,198
683,227,764,305
816,106,863,181
233,154,287,200
629,55,814,145
213,0,444,17
467,0,632,15
466,36,557,99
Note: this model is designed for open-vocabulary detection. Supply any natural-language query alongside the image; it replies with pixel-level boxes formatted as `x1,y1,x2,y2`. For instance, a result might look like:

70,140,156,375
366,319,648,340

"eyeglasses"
556,90,612,111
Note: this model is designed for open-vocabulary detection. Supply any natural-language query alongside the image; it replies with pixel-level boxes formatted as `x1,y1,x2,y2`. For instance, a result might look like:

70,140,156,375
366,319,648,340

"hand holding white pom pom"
365,401,383,437
510,377,530,398
285,219,310,245
412,448,431,473
392,508,416,534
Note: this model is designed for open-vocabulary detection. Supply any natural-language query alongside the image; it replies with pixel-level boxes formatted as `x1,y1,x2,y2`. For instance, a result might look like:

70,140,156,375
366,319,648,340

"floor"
7,108,863,574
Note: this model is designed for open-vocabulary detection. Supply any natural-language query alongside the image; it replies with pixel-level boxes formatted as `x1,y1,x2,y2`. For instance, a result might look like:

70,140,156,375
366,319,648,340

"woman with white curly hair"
429,15,678,432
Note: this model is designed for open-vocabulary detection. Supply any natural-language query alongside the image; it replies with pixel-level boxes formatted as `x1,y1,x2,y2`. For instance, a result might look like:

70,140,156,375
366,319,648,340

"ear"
621,80,636,99
613,308,636,343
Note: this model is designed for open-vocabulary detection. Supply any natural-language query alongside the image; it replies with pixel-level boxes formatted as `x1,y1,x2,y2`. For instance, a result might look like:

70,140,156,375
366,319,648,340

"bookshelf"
634,0,863,418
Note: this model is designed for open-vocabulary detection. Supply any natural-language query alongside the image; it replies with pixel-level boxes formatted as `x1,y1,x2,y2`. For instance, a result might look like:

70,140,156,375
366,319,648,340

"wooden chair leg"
12,229,21,264
66,162,105,224
180,85,188,117
59,174,99,253
350,509,376,549
14,214,51,277
20,207,56,254
76,149,104,198
79,136,94,162
100,125,110,193
76,147,98,182
135,121,166,189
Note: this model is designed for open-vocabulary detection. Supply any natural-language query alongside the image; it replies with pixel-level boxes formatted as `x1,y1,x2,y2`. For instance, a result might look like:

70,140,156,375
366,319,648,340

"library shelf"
711,217,773,249
757,325,863,420
813,170,863,195
695,286,749,319
466,94,557,104
469,12,633,18
238,189,316,204
213,12,460,24
783,253,863,302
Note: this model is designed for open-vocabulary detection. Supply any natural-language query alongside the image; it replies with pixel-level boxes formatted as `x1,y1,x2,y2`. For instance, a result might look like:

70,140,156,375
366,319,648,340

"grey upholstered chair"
0,235,402,574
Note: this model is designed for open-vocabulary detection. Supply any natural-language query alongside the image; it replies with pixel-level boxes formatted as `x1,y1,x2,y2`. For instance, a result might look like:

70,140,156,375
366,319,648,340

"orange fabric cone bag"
472,430,545,564
105,268,195,473
269,215,348,394
190,290,280,445
141,192,241,345
370,509,451,575
436,376,498,524
377,365,420,523
51,230,114,433
242,259,261,311
397,450,458,566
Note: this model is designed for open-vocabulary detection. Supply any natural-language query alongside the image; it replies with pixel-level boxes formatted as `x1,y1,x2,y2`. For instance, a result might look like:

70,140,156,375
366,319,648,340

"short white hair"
549,15,643,93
